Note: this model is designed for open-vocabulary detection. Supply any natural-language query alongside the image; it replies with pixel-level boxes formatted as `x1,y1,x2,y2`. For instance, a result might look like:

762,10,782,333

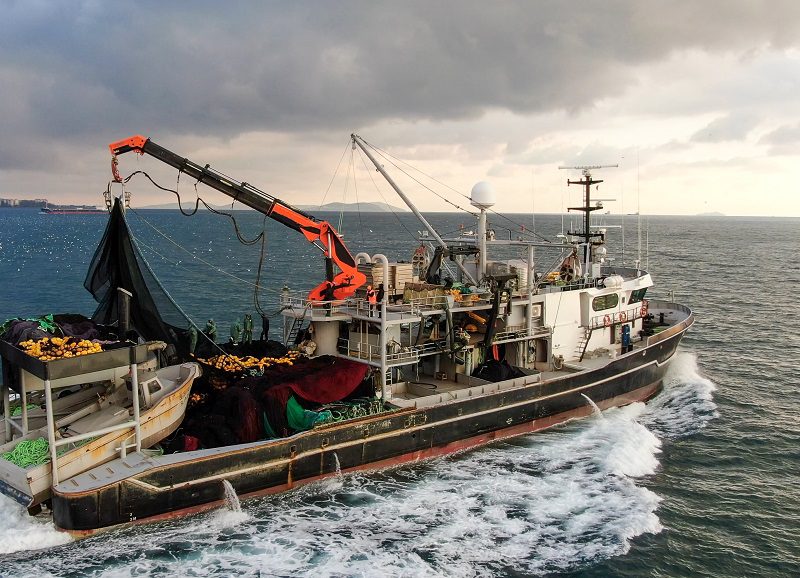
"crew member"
242,314,253,344
204,319,217,343
260,315,270,342
366,284,377,316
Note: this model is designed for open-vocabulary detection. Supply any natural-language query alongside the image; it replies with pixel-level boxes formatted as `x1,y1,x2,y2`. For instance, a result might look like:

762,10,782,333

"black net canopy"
84,198,190,355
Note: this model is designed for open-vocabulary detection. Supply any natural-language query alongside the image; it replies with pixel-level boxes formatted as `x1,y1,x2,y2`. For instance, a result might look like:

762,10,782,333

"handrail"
589,304,647,329
55,420,137,447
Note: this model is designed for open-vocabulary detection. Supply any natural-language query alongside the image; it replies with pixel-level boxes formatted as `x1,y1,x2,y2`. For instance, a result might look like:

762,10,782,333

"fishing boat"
1,134,693,536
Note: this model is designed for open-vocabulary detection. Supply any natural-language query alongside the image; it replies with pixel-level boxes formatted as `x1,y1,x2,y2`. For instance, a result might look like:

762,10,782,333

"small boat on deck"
0,339,200,508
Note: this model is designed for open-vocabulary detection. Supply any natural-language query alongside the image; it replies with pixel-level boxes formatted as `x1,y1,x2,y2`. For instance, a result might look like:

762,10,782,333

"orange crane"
109,135,366,301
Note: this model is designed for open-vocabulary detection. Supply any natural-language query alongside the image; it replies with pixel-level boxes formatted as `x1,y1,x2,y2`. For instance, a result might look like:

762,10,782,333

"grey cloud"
759,122,800,155
691,113,759,143
1,0,800,188
3,1,800,140
760,123,800,145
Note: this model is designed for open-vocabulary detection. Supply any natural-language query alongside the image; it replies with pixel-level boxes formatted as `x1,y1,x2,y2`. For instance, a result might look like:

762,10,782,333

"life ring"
603,314,612,327
619,311,627,322
640,300,648,316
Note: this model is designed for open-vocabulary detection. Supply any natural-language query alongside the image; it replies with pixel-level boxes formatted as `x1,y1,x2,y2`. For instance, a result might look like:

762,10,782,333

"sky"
1,1,800,216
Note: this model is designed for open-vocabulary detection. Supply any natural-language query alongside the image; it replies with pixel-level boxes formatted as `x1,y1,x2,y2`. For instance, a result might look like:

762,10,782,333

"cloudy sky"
2,1,800,216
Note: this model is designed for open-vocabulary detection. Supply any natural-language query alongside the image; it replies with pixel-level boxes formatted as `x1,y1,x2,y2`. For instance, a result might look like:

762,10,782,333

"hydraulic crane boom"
109,135,366,301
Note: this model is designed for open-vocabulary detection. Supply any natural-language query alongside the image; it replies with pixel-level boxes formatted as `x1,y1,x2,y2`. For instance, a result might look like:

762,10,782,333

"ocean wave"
640,350,718,439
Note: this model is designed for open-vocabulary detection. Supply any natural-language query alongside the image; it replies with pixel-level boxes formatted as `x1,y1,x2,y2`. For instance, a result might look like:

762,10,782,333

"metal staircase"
284,303,311,346
576,327,592,361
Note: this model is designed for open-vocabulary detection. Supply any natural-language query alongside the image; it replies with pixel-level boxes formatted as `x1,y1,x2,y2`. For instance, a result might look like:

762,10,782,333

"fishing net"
84,198,190,355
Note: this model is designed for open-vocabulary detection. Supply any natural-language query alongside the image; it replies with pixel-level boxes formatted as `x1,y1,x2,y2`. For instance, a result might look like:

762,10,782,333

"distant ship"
40,203,106,215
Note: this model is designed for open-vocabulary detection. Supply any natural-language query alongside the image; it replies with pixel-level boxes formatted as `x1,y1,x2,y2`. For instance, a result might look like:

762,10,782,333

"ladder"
576,327,592,361
284,303,311,346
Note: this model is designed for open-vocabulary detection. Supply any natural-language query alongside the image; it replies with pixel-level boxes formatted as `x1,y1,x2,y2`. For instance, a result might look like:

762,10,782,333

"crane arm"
109,135,366,301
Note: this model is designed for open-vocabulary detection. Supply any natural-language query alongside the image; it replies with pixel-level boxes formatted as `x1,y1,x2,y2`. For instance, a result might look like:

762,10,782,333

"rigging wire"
129,209,263,289
359,137,552,243
350,148,366,245
128,208,290,317
318,139,352,212
127,230,233,359
336,152,351,233
365,143,478,217
354,148,419,243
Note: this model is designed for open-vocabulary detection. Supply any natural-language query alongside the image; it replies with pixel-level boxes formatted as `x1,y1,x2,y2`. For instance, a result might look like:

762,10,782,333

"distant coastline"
0,197,47,208
0,198,103,211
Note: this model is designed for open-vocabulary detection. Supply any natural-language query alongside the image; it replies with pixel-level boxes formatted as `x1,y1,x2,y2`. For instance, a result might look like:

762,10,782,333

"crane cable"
123,170,263,246
122,170,287,321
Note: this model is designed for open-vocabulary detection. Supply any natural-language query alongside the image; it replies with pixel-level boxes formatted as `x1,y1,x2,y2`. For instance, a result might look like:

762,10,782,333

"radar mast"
559,165,617,274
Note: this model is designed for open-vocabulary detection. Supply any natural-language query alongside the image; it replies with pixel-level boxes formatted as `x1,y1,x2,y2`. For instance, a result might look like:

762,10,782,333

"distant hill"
697,211,725,217
138,201,408,213
300,202,407,213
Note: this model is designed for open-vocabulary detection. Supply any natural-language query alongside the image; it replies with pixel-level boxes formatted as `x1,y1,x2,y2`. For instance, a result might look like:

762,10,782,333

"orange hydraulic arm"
109,135,366,301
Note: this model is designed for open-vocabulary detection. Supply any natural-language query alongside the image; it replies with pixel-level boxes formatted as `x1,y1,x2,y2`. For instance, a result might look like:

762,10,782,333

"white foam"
206,507,250,529
88,405,662,577
0,494,72,554
641,350,718,438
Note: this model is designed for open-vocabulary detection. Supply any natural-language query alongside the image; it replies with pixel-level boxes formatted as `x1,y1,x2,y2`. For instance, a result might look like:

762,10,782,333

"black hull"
53,324,689,534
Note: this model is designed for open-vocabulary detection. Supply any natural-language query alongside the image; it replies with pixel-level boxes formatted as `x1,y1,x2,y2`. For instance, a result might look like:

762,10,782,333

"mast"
558,165,617,275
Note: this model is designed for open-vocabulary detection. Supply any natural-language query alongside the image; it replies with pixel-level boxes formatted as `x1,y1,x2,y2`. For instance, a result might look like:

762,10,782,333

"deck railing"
337,337,452,364
589,303,648,329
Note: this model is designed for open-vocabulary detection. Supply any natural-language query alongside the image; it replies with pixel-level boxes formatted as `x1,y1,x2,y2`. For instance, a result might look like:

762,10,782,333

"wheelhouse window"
592,293,619,311
629,288,648,304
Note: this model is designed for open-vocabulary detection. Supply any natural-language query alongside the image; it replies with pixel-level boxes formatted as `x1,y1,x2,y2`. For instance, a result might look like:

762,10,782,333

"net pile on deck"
169,354,373,451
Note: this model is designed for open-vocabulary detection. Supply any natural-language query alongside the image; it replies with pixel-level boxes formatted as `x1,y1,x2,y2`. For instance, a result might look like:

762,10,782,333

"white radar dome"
470,181,496,209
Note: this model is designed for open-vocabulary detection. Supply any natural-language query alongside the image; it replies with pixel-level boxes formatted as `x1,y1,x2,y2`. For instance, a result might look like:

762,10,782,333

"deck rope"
2,438,50,468
2,437,96,469
10,403,39,417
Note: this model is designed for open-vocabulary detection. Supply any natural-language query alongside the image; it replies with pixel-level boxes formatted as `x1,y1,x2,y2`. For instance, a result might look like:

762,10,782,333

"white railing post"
43,378,59,485
2,384,10,442
20,371,28,435
130,362,142,453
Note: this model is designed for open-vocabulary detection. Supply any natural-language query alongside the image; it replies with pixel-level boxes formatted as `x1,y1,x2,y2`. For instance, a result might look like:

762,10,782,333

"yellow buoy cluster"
18,337,103,361
197,350,302,373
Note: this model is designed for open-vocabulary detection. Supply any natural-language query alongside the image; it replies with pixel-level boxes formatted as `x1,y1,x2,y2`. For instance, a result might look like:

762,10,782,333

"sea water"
0,209,798,577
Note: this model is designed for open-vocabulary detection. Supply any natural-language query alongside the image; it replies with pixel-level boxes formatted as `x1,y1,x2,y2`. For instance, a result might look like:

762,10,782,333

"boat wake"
0,351,717,577
640,350,718,439
0,496,71,555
